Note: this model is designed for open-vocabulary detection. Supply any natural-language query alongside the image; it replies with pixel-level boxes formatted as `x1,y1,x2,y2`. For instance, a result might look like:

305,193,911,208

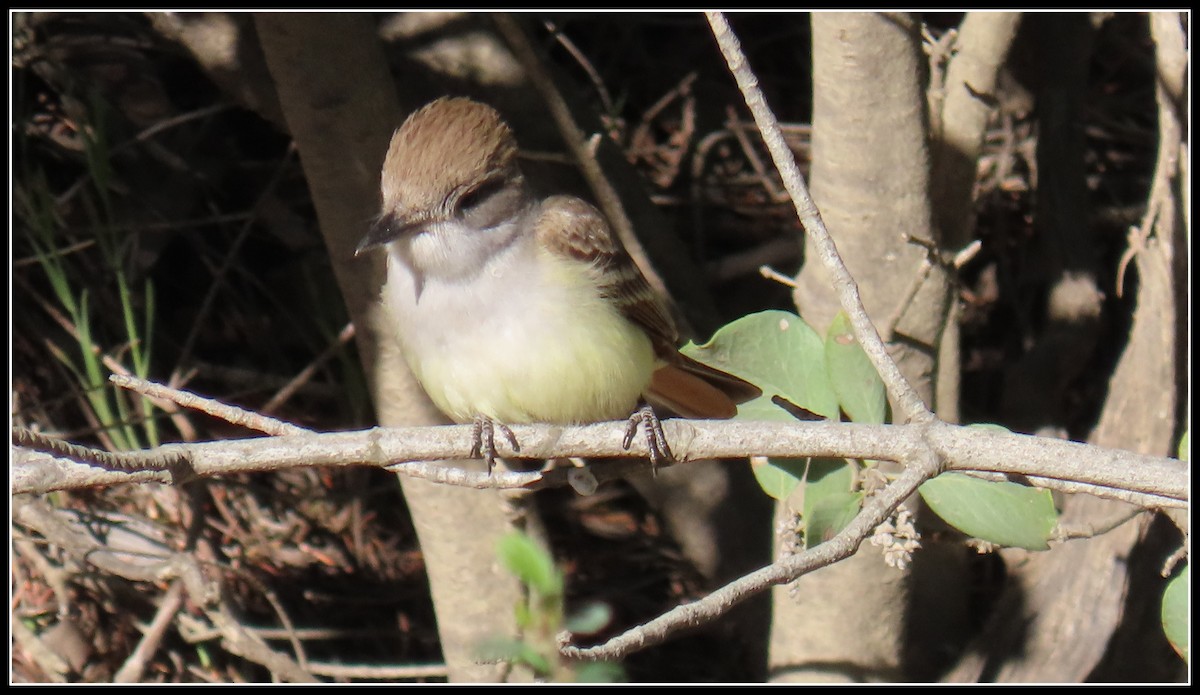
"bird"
356,96,756,472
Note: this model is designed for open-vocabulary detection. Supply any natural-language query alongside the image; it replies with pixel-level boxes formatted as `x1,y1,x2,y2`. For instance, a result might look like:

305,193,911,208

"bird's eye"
456,178,504,215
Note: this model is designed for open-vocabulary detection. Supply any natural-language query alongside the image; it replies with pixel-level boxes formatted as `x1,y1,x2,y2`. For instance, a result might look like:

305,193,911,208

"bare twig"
13,495,319,683
725,106,789,203
758,264,799,289
491,13,667,298
11,237,96,267
195,591,317,683
12,614,71,682
1012,476,1176,511
629,72,698,189
303,662,449,680
543,19,618,120
111,373,309,436
261,322,355,416
880,235,980,342
12,425,180,473
705,12,934,425
14,375,1187,673
173,144,297,375
113,580,185,683
1160,546,1187,579
642,72,700,132
117,103,232,153
706,237,800,283
1052,507,1144,541
561,449,940,659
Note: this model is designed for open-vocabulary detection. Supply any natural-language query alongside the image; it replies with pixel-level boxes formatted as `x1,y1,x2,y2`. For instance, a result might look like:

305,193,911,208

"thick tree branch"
930,11,1021,251
12,420,1186,508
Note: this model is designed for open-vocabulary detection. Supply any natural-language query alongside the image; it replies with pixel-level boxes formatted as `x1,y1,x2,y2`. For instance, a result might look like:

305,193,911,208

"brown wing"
533,195,679,357
534,195,762,419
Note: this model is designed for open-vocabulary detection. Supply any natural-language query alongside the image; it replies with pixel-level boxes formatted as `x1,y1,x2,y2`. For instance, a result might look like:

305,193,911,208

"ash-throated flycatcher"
356,97,755,470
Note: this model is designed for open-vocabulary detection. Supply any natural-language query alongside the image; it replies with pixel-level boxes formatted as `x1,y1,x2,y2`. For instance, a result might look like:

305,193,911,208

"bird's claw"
622,404,674,476
471,416,520,475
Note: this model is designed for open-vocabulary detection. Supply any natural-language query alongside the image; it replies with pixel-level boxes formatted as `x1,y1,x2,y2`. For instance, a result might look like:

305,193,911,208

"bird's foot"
622,404,675,476
471,415,520,475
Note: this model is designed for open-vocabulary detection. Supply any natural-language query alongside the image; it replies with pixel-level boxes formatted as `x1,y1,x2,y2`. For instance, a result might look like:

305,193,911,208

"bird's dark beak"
355,211,426,257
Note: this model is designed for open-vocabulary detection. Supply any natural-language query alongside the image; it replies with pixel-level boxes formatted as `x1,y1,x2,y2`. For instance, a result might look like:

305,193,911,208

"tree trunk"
773,12,963,681
254,14,528,682
946,11,1186,682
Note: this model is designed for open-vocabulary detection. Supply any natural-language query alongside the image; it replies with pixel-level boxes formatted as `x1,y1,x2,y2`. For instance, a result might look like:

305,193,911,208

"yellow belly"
402,252,656,424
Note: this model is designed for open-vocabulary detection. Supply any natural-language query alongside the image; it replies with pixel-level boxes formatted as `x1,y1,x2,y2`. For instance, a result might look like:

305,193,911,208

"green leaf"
825,311,887,424
805,492,864,548
1162,565,1188,662
520,647,553,677
805,457,855,495
682,310,839,422
564,602,612,636
513,602,532,630
496,532,562,597
1178,430,1189,461
919,473,1058,550
574,661,626,683
802,458,862,548
475,637,551,675
751,457,808,501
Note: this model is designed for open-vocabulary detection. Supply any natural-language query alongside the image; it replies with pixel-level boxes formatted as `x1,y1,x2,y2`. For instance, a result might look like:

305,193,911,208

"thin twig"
212,553,309,671
561,449,939,660
261,322,355,416
12,425,180,473
1160,545,1187,579
193,588,317,683
543,19,618,119
879,233,976,342
11,614,71,682
1052,507,1144,541
120,103,232,152
248,626,402,641
880,255,934,343
173,144,298,375
13,494,318,684
962,471,1180,511
642,72,699,131
303,662,449,680
706,237,800,283
113,580,185,683
110,374,309,436
491,13,668,299
629,72,698,189
705,12,934,425
758,264,799,289
725,106,789,203
11,238,96,267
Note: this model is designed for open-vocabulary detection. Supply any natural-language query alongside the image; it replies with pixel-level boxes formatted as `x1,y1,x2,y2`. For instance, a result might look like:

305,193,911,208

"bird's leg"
470,415,520,475
622,403,675,475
